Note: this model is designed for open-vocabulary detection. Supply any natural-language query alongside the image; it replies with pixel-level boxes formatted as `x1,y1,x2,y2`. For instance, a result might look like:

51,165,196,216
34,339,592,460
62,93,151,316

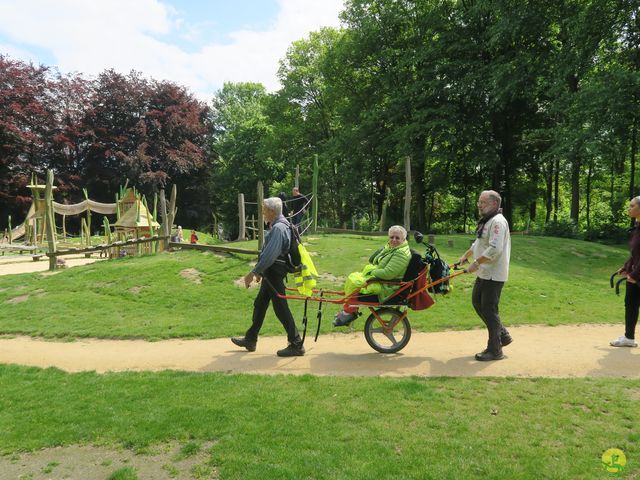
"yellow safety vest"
294,244,318,296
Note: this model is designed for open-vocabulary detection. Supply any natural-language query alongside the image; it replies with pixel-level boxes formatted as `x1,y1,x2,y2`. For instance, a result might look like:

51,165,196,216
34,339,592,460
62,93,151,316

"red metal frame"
278,266,466,308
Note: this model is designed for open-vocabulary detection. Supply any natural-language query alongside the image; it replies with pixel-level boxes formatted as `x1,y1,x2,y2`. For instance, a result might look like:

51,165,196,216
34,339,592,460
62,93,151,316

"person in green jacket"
333,225,412,327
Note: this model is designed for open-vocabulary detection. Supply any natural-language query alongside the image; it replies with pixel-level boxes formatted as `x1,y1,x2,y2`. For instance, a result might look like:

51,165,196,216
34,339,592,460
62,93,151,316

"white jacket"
471,213,511,282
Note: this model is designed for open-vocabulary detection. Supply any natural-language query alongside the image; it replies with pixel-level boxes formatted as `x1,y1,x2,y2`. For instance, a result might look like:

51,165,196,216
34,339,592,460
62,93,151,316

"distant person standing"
172,226,184,243
290,187,308,228
458,190,512,361
610,196,640,348
190,230,199,244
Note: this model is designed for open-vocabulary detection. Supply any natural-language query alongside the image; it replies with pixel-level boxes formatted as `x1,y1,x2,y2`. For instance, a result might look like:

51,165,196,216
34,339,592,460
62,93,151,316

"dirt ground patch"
179,268,203,284
5,294,29,304
0,324,637,379
0,441,217,480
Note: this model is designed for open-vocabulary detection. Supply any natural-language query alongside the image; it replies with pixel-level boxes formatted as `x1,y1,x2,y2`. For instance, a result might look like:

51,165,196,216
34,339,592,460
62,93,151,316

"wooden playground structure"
1,170,177,270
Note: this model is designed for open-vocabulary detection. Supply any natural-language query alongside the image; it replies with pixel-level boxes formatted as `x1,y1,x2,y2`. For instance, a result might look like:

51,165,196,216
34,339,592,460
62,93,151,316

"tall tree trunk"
412,137,427,232
630,120,637,199
570,153,581,222
545,160,553,223
586,160,593,229
554,158,560,221
427,192,435,232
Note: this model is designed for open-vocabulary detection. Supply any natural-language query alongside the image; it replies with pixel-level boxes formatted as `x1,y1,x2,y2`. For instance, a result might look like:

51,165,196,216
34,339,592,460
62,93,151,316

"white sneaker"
610,335,638,347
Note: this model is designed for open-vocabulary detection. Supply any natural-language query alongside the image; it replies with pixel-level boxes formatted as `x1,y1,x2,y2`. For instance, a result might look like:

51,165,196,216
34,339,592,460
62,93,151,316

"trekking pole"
314,290,324,342
301,298,309,344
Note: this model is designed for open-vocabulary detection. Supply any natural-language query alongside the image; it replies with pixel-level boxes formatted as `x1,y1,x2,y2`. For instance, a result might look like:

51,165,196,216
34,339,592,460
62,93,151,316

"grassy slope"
0,234,628,339
0,235,637,478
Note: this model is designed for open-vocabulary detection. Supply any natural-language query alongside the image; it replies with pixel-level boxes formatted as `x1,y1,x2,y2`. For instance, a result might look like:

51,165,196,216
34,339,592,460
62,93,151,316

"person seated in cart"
333,225,412,326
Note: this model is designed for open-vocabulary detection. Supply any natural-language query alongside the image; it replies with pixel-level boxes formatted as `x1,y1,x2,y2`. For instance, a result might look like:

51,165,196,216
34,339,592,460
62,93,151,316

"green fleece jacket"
368,240,411,301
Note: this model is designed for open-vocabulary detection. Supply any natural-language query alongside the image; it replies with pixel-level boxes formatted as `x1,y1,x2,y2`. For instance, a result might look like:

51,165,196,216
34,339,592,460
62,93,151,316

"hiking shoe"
277,343,305,357
610,335,638,347
475,349,504,361
332,311,356,327
501,334,513,347
231,337,256,352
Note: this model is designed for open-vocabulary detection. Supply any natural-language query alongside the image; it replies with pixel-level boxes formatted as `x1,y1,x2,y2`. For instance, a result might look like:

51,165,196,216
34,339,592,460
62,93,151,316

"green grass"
0,365,637,479
0,235,636,479
0,234,628,339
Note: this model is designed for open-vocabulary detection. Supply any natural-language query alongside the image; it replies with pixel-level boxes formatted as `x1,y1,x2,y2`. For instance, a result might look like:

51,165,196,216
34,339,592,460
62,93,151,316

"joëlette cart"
278,231,467,354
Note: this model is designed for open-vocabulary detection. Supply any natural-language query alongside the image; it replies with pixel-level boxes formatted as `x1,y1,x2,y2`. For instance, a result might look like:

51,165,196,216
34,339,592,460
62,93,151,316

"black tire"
363,307,411,353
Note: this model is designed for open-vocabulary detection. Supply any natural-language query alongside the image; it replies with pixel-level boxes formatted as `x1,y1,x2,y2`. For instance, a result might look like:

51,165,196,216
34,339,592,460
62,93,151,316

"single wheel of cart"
363,307,412,353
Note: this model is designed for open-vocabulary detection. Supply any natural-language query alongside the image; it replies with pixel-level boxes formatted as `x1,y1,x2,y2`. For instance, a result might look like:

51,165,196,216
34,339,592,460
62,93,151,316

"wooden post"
257,181,264,250
238,193,246,241
168,184,177,235
404,156,411,231
312,154,319,233
44,170,57,271
159,188,169,249
7,215,11,244
212,212,218,239
83,188,91,247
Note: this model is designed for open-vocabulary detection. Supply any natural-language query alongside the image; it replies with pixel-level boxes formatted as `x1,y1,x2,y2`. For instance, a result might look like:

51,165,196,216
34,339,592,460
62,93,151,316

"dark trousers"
472,278,509,353
292,212,304,228
625,281,640,340
245,263,300,345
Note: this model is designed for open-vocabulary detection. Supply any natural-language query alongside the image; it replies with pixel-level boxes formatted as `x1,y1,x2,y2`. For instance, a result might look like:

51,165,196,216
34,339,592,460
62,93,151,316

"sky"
0,0,345,101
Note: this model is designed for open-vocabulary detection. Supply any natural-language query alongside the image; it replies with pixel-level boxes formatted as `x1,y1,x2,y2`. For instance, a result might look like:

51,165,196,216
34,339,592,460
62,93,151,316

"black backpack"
285,221,302,273
425,246,451,294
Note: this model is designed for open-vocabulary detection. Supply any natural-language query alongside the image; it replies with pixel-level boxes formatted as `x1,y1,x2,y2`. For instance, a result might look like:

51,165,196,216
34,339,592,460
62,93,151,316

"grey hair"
388,225,407,241
482,190,502,207
633,196,640,206
263,197,283,216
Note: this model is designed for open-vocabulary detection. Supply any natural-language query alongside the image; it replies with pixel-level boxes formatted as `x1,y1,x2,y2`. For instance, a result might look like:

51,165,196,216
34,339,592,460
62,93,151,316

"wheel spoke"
383,331,398,345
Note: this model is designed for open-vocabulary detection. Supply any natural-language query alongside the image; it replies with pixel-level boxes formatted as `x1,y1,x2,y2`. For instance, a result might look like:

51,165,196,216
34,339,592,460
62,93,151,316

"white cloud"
0,0,344,101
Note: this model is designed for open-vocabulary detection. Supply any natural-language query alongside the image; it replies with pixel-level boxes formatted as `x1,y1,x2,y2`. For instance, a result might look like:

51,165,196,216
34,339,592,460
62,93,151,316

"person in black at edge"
610,196,640,348
231,196,305,357
290,186,307,228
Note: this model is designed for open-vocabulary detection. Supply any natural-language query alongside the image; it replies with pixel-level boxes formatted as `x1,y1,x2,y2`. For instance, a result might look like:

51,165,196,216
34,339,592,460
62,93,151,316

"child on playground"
190,230,198,244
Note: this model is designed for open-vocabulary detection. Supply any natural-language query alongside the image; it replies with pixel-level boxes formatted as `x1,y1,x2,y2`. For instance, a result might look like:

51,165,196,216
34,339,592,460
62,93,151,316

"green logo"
602,448,626,474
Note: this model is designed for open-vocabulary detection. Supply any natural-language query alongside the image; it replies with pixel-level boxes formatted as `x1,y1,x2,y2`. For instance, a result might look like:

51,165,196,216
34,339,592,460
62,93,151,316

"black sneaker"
231,337,256,352
475,349,504,361
277,343,305,357
501,334,513,347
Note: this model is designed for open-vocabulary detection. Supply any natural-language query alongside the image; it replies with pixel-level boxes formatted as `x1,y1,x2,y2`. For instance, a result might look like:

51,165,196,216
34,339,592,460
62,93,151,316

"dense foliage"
0,57,212,230
2,0,640,239
210,0,640,238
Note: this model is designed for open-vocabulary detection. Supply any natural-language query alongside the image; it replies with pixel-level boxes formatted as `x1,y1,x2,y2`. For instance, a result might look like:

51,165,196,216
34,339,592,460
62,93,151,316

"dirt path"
0,253,104,275
1,324,637,378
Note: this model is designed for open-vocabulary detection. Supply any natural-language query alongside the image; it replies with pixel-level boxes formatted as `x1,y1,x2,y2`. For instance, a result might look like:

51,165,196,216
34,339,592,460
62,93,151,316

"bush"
531,219,582,239
584,223,630,244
